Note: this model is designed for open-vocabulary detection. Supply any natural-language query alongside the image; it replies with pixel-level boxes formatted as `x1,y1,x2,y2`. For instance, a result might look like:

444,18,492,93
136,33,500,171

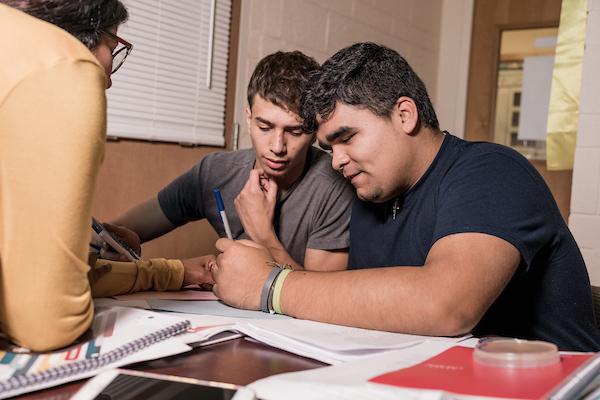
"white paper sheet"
234,319,468,364
249,341,462,400
113,290,218,301
147,300,291,320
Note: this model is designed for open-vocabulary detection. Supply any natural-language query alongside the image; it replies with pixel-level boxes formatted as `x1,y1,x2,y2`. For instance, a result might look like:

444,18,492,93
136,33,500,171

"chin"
263,167,287,177
356,188,384,203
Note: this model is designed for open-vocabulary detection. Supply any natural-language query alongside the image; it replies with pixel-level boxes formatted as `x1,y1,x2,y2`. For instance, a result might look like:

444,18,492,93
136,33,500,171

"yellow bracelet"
272,269,292,314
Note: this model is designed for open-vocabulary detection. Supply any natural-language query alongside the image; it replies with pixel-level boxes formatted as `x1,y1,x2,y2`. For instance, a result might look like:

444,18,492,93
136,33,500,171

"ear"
245,106,252,128
391,97,419,135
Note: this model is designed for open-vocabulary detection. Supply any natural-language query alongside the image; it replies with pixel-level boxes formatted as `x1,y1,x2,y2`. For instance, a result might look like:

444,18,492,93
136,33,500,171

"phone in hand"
91,217,141,261
72,369,255,400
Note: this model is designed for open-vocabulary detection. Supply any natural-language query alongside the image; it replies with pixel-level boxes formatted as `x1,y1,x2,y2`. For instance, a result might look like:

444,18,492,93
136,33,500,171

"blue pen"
213,188,233,239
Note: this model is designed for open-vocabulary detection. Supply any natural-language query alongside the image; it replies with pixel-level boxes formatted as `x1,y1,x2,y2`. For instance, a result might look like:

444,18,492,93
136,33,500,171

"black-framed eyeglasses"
101,30,133,74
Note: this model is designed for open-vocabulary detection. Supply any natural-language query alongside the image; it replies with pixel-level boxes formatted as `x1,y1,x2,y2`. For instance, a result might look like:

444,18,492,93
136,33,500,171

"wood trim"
223,0,241,150
464,0,573,222
465,0,561,142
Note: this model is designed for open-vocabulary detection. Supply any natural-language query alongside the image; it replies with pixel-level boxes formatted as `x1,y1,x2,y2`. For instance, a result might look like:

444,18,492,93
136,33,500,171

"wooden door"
464,0,573,221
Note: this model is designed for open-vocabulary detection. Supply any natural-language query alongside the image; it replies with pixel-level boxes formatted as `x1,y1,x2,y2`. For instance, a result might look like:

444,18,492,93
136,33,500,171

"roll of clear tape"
474,337,560,368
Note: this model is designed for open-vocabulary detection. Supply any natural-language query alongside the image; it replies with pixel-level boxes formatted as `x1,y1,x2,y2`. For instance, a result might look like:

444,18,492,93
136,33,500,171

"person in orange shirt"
0,0,209,352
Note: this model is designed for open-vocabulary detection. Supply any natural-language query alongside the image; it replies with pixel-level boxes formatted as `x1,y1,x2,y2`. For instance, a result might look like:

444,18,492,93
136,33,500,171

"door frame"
463,0,573,221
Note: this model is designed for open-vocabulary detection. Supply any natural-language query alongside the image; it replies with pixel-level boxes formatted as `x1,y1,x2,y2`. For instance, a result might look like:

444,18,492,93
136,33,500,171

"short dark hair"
1,0,128,49
300,42,439,133
247,51,320,115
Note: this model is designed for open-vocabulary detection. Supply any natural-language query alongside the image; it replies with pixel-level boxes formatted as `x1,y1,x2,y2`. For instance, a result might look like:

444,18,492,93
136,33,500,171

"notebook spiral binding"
0,320,191,394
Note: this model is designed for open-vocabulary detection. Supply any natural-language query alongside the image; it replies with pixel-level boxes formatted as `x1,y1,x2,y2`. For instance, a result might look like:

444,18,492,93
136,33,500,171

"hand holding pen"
91,218,141,261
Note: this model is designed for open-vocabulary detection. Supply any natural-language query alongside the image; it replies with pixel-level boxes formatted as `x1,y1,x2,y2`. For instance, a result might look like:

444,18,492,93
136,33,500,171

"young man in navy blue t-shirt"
212,42,600,351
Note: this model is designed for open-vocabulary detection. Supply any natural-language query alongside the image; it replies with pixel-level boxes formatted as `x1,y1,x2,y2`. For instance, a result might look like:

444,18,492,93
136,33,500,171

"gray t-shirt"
157,147,354,265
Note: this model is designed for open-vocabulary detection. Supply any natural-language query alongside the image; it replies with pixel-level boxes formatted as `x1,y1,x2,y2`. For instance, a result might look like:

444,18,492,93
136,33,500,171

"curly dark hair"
247,51,320,115
1,0,128,49
299,42,439,133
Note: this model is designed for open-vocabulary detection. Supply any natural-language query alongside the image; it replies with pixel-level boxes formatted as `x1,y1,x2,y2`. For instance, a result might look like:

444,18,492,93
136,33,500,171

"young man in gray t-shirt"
105,51,354,274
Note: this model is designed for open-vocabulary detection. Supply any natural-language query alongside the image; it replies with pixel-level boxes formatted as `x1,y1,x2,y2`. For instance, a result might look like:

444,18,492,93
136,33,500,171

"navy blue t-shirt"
349,133,600,352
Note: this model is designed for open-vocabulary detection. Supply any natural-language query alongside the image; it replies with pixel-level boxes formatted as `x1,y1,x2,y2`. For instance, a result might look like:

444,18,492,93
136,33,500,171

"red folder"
370,346,593,399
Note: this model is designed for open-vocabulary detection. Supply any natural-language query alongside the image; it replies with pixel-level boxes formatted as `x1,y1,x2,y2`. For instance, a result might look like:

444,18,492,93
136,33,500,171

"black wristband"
260,267,283,313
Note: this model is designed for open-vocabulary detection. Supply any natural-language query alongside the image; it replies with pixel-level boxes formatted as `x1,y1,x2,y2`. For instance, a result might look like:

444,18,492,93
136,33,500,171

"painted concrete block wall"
569,0,600,284
233,0,443,149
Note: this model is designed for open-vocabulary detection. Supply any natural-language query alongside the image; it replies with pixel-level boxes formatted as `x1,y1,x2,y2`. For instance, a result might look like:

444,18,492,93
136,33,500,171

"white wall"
569,0,600,284
232,0,446,148
434,0,473,137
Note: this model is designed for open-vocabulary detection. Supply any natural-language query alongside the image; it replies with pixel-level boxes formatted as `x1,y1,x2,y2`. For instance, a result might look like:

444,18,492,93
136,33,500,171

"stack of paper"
232,319,466,365
158,312,468,365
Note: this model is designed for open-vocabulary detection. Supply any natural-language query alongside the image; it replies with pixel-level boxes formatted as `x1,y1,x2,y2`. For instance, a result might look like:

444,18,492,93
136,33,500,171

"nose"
270,131,286,155
331,148,349,174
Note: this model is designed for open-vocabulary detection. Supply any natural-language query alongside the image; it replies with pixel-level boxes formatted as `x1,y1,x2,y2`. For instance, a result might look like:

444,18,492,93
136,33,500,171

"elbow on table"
12,303,94,352
422,301,480,337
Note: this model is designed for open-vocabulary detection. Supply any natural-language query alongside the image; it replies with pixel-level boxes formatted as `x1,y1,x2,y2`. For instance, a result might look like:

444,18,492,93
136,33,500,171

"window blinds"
106,0,232,146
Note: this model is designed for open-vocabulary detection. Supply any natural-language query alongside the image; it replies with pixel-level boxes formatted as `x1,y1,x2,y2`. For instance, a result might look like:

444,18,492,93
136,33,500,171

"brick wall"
570,0,600,284
232,0,443,148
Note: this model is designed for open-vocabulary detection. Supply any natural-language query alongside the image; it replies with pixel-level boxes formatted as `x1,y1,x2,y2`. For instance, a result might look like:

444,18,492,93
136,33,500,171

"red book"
370,346,593,399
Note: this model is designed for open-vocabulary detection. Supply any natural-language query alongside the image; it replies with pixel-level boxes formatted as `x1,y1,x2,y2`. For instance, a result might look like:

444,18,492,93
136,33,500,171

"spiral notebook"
0,307,192,399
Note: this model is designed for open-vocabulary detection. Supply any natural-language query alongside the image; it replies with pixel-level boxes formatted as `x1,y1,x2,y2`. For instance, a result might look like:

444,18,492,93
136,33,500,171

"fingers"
215,238,234,252
216,238,265,252
101,223,142,254
204,254,217,267
102,222,120,232
207,256,217,269
96,263,112,276
203,270,216,285
236,239,266,249
212,255,223,287
88,251,99,266
249,168,261,183
245,169,269,194
208,256,218,273
99,248,124,261
240,169,261,194
88,263,112,286
196,254,216,268
258,171,271,192
266,179,278,203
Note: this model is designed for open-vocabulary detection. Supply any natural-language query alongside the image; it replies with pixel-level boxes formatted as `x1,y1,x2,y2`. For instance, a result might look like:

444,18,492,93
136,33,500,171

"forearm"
262,239,349,272
112,197,175,242
280,267,468,336
91,258,184,297
214,234,519,337
255,232,302,270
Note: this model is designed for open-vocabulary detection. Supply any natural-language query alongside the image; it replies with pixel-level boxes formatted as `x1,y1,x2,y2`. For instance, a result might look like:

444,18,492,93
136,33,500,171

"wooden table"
15,338,326,399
